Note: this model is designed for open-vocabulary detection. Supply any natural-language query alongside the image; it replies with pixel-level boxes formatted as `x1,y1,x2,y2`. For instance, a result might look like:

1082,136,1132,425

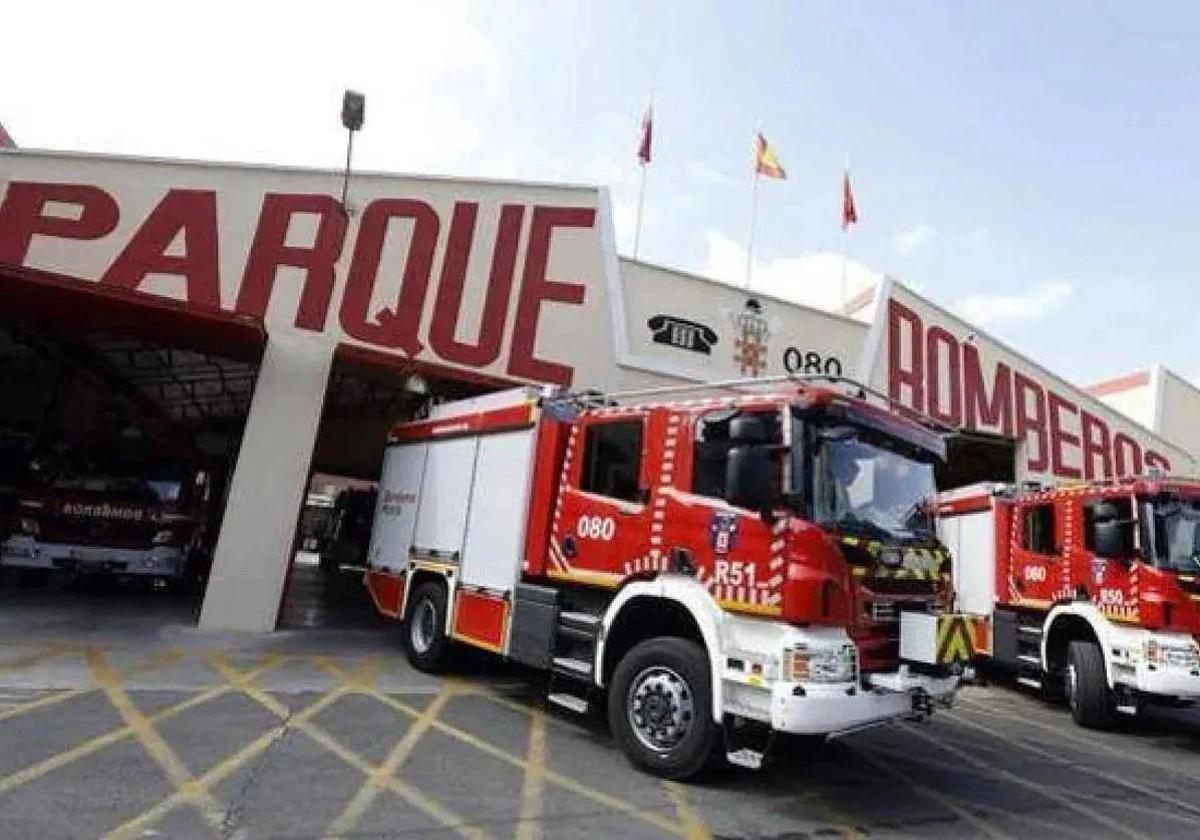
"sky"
3,0,1198,387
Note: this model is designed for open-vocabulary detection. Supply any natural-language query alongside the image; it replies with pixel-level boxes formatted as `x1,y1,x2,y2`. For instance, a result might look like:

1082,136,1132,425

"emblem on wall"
709,511,740,555
647,315,718,355
730,298,771,377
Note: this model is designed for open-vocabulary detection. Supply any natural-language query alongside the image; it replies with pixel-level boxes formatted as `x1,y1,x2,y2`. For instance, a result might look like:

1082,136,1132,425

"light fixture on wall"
339,90,365,212
404,373,429,396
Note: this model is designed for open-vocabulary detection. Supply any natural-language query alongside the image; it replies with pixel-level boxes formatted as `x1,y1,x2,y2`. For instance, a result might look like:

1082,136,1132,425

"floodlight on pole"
339,90,365,211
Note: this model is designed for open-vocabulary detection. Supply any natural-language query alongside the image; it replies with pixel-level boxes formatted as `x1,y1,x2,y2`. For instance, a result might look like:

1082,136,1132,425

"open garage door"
276,345,501,630
0,264,265,633
937,430,1018,491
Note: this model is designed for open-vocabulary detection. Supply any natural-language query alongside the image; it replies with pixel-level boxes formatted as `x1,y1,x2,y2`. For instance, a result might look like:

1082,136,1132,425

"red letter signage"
0,182,118,265
236,194,347,331
507,206,594,385
101,189,221,308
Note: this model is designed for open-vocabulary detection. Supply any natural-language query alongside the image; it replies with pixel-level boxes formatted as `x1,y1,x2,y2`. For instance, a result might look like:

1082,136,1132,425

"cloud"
698,230,884,313
969,227,992,246
684,159,734,186
950,281,1074,327
891,222,937,255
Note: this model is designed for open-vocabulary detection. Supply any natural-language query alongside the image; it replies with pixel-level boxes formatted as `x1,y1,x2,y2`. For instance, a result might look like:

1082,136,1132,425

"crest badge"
709,511,740,555
730,298,771,377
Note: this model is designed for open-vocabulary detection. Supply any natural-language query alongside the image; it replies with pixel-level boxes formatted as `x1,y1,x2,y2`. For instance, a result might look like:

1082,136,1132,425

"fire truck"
938,477,1200,728
364,378,970,778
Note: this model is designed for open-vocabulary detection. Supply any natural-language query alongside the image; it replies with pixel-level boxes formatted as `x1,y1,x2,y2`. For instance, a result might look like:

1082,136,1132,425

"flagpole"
633,161,648,258
839,157,852,308
746,168,760,289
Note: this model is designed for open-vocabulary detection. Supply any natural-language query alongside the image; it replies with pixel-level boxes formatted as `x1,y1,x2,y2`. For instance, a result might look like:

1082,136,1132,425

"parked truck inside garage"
364,377,972,778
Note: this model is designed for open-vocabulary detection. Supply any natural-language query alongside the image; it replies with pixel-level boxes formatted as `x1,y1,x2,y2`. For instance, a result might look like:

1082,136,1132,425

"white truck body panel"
412,437,478,558
937,483,1003,616
369,443,429,572
460,429,537,592
369,387,542,592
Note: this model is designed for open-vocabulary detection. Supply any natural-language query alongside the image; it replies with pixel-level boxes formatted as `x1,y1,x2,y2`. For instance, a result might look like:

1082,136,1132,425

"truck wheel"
402,581,451,672
608,637,721,780
1066,640,1115,728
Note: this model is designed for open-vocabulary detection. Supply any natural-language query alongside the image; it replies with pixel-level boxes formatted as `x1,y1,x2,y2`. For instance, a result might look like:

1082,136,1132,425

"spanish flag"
754,133,786,179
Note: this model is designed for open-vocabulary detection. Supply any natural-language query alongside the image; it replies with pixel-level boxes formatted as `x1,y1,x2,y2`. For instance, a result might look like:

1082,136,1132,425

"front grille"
870,601,896,622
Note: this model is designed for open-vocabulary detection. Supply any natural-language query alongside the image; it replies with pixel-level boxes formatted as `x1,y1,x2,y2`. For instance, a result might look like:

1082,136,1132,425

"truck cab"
365,379,969,777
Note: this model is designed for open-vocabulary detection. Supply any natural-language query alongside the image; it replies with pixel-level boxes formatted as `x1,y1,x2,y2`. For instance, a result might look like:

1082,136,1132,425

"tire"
1066,640,1115,728
402,581,452,672
608,637,721,780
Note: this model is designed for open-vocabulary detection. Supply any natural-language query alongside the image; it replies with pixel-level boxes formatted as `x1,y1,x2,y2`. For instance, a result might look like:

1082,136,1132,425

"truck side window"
691,410,780,503
580,420,643,503
1083,498,1133,555
1022,504,1056,555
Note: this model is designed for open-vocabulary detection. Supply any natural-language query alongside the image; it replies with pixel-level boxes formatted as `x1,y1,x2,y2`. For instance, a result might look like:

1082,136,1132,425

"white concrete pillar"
199,333,336,632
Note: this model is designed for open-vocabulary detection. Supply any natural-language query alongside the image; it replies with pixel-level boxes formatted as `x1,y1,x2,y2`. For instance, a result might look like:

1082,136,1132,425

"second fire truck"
364,377,970,778
938,477,1200,727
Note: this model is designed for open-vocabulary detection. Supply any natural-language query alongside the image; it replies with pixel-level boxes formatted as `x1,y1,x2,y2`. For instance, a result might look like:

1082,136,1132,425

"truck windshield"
1147,497,1200,573
812,426,938,541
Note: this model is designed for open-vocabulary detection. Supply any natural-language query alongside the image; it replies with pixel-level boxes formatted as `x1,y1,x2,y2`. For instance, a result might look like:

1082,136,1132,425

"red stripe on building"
1086,370,1151,397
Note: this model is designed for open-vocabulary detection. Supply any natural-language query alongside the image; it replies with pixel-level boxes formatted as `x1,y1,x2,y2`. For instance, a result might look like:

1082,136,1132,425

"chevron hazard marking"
936,615,974,664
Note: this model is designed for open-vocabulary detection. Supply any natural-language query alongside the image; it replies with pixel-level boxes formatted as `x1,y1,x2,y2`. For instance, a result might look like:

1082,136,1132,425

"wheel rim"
411,598,437,654
1066,662,1078,711
627,665,695,753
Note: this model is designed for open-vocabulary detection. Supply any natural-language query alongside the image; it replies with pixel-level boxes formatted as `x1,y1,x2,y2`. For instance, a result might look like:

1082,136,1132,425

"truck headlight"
784,643,857,684
19,518,40,537
1145,638,1200,670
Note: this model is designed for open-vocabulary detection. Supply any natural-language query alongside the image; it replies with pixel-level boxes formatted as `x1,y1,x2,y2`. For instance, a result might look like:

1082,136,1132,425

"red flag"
637,107,652,165
842,169,858,230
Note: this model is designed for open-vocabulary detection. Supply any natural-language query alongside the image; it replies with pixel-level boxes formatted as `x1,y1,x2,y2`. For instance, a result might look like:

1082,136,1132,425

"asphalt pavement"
4,574,1200,839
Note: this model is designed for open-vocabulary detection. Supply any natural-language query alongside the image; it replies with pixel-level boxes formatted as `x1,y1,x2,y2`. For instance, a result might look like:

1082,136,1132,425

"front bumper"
719,617,960,737
1106,627,1200,700
769,670,959,736
0,537,185,578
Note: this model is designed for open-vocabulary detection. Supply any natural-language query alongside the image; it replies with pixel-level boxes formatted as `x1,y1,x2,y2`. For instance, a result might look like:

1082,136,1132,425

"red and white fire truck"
1,472,207,587
364,378,970,778
938,477,1200,727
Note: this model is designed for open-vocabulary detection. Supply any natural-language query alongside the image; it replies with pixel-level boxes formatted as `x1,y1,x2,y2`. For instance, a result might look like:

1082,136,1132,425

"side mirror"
1092,519,1131,560
727,445,770,511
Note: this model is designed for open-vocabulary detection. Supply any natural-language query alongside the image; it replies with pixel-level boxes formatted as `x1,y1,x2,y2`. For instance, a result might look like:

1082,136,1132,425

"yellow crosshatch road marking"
0,647,183,724
515,709,549,840
316,659,688,838
206,654,488,840
84,648,241,840
661,781,712,840
323,681,459,839
0,643,70,671
104,656,387,840
0,654,286,797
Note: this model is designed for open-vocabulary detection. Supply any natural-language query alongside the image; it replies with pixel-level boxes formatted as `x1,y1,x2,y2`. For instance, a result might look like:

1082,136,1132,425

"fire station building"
1,148,1197,632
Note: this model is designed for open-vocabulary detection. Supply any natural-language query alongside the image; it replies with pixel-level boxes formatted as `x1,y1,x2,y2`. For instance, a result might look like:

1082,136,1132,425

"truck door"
661,408,784,613
550,415,651,583
1082,495,1138,619
1011,499,1063,605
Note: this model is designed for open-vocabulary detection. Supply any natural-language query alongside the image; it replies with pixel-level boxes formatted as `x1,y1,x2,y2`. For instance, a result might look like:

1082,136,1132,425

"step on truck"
364,377,971,778
938,478,1200,727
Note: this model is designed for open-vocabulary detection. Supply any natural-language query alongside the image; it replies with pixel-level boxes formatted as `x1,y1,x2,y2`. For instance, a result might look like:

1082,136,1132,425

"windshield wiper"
831,516,894,542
